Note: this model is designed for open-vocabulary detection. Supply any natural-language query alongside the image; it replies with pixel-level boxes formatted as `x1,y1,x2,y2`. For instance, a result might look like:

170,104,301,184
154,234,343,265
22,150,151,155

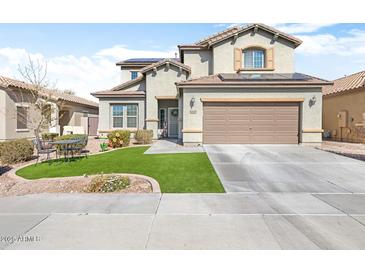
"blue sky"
1,23,365,100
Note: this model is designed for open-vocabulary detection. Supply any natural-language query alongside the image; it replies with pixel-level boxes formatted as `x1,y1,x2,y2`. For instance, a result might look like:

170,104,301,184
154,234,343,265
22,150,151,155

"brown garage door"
203,102,299,144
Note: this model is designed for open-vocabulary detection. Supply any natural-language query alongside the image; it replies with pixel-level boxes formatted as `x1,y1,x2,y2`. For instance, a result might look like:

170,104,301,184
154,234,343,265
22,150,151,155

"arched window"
243,48,265,69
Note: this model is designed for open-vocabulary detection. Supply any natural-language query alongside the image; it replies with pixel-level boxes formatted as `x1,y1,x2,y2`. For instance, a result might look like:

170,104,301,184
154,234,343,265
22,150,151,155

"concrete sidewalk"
144,139,204,154
1,193,365,249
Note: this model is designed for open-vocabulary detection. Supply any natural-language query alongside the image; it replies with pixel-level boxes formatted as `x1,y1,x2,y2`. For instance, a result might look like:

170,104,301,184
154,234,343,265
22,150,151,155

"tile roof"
111,75,144,91
91,76,145,97
179,23,302,49
91,90,146,97
322,71,365,96
0,75,98,108
139,58,191,74
116,58,179,66
176,73,332,87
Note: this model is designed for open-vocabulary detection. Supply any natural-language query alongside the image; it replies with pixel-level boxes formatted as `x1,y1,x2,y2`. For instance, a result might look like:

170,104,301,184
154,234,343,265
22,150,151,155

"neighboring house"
322,71,365,143
0,76,99,141
92,23,332,145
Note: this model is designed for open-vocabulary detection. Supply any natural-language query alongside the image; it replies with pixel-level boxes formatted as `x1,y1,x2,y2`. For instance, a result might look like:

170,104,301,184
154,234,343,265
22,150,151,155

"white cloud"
96,45,176,60
297,29,365,56
0,45,176,101
272,23,335,34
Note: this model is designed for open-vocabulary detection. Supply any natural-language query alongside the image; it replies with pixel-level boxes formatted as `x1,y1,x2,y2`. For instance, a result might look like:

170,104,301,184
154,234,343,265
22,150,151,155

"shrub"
134,129,153,144
88,174,130,193
54,134,88,151
41,133,59,141
0,139,34,165
107,130,130,148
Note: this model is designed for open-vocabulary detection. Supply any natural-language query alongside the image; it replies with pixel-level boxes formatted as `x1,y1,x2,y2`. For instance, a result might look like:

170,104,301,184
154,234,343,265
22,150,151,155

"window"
16,106,28,130
112,104,138,128
159,108,167,129
126,105,137,128
243,49,265,69
112,105,124,128
131,71,138,80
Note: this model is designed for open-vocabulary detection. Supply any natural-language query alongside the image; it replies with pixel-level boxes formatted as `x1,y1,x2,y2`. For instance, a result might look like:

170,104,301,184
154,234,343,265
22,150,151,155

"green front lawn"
16,146,224,193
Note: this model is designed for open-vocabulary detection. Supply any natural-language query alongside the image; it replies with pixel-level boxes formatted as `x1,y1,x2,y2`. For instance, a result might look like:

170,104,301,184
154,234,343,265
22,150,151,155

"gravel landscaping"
315,141,365,161
0,174,152,197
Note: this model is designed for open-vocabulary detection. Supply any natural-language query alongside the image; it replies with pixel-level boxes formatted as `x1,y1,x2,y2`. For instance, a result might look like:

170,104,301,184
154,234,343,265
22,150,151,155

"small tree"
14,56,65,136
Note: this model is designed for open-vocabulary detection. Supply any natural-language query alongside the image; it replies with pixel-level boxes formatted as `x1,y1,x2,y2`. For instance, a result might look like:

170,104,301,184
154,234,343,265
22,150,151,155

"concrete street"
1,145,365,249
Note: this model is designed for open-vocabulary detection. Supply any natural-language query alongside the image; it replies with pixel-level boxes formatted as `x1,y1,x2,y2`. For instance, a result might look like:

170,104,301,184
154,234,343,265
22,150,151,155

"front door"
168,108,178,138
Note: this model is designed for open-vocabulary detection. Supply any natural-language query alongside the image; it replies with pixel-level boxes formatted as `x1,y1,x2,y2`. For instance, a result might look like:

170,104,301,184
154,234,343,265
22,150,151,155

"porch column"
178,94,183,140
146,97,159,139
49,103,60,134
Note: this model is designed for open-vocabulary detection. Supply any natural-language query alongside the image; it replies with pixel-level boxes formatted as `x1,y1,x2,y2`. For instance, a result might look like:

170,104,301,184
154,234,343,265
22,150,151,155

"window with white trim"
16,106,28,130
112,104,138,128
243,49,265,69
131,71,138,80
126,105,138,128
112,105,124,128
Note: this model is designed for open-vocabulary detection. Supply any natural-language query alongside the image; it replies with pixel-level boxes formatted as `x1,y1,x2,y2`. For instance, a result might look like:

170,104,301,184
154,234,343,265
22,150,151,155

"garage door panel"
203,102,299,144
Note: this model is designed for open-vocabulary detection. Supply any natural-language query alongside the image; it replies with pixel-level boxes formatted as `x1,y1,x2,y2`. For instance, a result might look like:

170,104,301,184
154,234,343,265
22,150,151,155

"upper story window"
131,71,138,80
243,48,265,69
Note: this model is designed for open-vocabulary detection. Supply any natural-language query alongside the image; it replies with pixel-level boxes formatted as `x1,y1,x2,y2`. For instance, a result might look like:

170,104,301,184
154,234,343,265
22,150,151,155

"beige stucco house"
0,76,99,141
92,23,332,145
323,71,365,143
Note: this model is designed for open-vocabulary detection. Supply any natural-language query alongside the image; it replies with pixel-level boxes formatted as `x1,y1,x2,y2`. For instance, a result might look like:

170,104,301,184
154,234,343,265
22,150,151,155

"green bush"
88,174,130,193
41,133,59,141
107,130,130,148
134,129,153,144
55,134,88,151
0,139,34,165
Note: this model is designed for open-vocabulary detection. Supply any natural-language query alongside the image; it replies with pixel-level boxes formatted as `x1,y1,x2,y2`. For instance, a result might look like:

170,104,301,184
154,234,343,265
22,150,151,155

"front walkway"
144,139,204,154
1,192,365,249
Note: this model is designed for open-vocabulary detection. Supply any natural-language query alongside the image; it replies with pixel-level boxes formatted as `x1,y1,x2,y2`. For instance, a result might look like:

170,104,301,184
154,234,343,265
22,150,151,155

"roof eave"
177,82,332,88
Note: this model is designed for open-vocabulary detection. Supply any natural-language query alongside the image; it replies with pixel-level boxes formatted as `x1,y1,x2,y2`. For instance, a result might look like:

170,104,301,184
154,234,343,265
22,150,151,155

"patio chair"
33,137,58,165
62,137,89,158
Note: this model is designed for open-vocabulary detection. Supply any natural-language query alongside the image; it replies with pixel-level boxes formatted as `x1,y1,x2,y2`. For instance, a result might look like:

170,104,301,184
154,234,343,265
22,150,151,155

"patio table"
49,139,80,160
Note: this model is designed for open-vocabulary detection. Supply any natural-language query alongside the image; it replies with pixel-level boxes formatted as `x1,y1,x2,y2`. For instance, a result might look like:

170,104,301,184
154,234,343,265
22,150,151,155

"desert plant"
99,142,108,152
107,130,130,148
88,174,130,193
134,129,153,144
0,139,34,165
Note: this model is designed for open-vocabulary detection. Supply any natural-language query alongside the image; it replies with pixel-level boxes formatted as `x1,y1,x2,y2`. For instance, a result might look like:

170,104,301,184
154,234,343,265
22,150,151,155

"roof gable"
179,23,302,49
139,58,191,74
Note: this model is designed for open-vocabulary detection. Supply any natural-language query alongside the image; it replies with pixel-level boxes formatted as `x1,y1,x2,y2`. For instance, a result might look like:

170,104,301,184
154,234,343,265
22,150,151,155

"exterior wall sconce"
309,95,317,108
190,97,195,109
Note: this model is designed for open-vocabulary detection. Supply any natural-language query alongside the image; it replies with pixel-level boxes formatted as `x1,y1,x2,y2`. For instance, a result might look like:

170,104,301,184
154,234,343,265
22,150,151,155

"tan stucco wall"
0,88,40,141
212,29,295,74
182,87,322,145
145,65,188,138
97,97,145,135
183,50,213,79
323,89,365,142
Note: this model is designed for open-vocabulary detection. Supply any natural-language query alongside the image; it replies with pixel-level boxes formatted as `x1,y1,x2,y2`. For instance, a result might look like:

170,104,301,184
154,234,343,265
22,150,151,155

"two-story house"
92,23,332,145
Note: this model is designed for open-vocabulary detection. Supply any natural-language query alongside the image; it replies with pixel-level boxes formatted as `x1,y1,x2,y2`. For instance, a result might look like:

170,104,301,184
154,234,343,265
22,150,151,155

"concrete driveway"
205,144,365,193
